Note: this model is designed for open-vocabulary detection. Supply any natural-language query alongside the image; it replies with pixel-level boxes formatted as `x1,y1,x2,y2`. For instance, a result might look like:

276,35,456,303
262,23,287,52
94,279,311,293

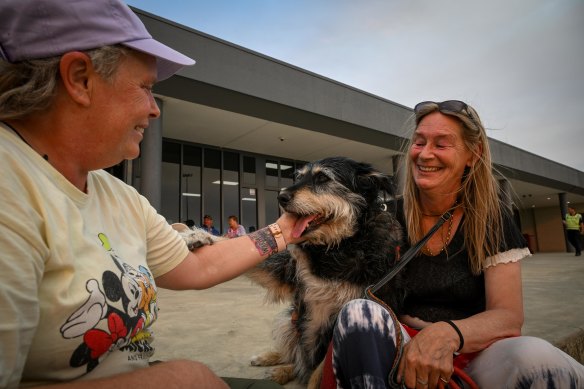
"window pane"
203,148,221,231
182,145,201,225
162,141,181,163
160,141,181,223
280,159,295,189
265,159,279,188
264,189,280,228
243,156,256,186
241,188,257,233
223,151,240,235
223,151,239,171
161,161,180,223
204,148,221,169
183,144,201,167
181,168,200,225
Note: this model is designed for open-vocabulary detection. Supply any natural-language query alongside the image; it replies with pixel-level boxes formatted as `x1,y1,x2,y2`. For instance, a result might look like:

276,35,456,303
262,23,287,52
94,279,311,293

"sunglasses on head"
414,100,479,126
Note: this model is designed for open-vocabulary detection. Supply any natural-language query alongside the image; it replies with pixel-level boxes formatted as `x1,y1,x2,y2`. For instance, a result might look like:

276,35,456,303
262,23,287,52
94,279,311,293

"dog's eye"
313,172,330,185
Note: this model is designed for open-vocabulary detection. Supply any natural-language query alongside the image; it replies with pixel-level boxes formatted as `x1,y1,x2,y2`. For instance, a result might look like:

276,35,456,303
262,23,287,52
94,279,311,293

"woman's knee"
490,336,573,367
332,300,401,388
336,299,394,336
469,336,584,387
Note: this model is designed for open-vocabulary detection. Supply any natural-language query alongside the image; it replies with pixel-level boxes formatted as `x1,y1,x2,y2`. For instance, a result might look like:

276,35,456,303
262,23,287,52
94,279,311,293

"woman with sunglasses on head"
324,101,584,388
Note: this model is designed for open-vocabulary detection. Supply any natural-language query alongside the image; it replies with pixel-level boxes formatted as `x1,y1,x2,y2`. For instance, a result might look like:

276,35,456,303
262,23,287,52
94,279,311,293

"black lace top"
391,199,528,322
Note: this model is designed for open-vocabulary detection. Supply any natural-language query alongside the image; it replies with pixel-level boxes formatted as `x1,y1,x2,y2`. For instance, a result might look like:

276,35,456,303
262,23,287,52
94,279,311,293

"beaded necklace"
423,201,457,256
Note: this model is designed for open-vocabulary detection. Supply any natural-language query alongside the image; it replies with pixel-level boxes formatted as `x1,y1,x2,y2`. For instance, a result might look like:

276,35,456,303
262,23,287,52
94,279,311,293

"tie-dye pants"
332,299,584,388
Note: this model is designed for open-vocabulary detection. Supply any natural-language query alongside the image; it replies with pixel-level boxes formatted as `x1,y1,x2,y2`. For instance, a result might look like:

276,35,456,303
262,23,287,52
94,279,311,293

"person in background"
201,214,220,236
563,206,583,256
184,219,196,229
325,100,584,388
226,215,246,238
0,0,303,387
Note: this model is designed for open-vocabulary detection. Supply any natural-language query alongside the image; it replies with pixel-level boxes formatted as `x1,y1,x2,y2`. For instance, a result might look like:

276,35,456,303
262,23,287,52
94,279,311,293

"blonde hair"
403,102,503,274
0,45,129,121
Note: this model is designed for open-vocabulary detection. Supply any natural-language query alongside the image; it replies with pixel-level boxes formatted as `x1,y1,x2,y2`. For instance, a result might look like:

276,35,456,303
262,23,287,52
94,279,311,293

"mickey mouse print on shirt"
59,233,158,372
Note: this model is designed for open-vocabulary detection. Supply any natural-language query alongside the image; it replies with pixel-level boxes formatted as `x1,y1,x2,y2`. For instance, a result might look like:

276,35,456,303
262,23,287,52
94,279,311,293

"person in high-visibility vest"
564,206,584,256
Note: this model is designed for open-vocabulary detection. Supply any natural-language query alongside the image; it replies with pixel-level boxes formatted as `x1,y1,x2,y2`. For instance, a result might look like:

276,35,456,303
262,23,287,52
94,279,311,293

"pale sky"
126,0,584,172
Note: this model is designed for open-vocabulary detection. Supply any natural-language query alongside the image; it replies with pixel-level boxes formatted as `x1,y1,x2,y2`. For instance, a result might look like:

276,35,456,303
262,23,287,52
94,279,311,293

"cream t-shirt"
0,124,189,388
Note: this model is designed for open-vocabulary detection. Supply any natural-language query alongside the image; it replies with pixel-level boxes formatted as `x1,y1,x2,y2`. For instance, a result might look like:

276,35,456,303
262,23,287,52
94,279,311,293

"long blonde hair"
403,101,503,274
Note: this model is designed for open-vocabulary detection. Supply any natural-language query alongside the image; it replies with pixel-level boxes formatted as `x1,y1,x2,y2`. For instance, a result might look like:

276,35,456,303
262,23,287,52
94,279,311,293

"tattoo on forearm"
248,227,278,256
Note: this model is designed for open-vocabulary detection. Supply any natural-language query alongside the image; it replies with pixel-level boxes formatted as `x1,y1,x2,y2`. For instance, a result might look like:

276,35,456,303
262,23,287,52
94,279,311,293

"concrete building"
116,7,584,252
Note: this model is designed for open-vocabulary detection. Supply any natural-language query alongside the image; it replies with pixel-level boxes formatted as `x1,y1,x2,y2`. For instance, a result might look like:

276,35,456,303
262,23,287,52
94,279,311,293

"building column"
559,192,570,253
530,207,539,253
140,97,163,211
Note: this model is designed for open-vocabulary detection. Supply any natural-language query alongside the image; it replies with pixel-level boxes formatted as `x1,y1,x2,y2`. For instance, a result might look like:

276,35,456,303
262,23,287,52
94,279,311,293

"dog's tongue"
293,214,318,238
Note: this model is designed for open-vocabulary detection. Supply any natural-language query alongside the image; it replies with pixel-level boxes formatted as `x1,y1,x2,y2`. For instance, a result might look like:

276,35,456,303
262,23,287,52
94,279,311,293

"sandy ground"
153,275,305,387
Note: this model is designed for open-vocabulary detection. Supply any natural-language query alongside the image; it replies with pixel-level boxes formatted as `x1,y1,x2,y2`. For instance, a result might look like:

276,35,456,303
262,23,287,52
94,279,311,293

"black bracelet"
443,320,464,352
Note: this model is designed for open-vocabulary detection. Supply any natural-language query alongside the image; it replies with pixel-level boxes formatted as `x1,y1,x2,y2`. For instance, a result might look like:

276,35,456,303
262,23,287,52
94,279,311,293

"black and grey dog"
247,156,404,388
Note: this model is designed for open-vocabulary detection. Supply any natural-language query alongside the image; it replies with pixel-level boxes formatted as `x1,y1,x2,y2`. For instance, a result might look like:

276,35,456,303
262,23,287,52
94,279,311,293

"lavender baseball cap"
0,0,195,80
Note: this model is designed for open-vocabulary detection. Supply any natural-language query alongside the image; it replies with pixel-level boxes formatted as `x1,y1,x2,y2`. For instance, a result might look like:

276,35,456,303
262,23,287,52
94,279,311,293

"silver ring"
440,377,449,384
416,378,428,386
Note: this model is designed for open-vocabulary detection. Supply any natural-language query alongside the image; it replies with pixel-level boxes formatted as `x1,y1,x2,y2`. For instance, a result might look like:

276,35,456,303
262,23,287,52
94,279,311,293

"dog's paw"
251,352,296,384
266,364,295,385
171,223,225,251
250,356,262,366
250,350,284,367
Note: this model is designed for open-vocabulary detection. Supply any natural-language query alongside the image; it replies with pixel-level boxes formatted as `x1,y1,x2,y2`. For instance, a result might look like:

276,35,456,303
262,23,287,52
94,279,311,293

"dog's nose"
277,191,292,207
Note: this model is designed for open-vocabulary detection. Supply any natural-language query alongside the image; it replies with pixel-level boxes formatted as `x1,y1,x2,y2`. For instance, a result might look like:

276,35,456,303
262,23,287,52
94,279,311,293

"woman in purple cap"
0,0,303,388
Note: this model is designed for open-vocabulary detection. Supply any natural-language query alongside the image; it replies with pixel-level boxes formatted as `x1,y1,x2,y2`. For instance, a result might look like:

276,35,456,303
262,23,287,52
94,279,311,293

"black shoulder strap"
367,209,453,294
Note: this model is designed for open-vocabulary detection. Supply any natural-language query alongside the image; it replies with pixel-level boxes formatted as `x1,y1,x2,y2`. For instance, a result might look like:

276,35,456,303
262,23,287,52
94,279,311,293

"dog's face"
278,156,395,247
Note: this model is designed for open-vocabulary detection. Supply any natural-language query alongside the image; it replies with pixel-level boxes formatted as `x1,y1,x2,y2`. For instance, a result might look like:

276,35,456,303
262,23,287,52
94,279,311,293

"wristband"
443,320,464,352
268,223,287,253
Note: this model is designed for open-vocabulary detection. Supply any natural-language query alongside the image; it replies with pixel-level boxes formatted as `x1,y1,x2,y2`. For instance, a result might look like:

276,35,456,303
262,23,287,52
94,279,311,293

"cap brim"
123,38,195,81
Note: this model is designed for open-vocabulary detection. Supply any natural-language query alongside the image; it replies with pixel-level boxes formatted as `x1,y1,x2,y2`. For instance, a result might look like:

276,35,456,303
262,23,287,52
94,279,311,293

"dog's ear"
357,167,395,199
372,172,396,198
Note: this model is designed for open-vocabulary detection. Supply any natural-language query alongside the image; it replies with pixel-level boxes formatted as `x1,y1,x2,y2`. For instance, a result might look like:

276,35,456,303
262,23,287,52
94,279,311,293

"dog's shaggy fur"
246,157,404,387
